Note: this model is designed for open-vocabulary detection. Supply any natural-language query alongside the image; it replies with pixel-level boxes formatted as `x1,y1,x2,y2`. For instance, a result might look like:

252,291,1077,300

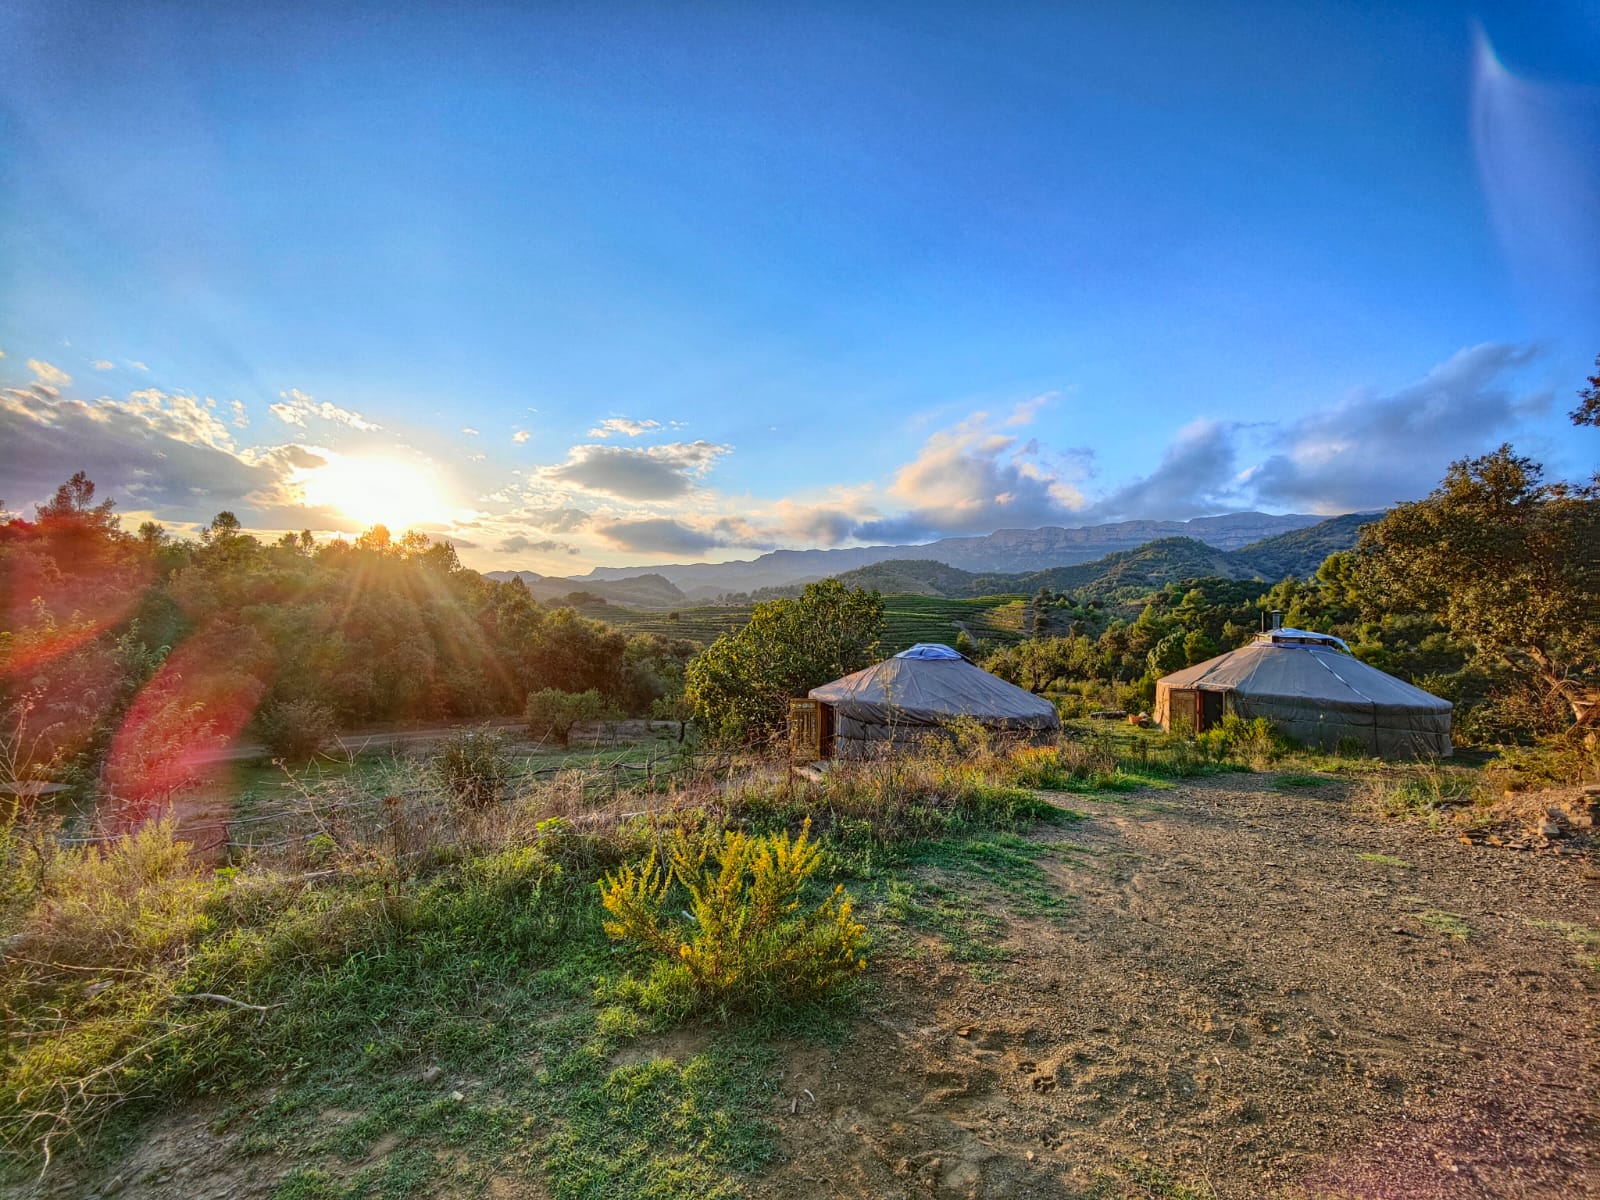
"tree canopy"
683,580,884,741
1353,444,1599,734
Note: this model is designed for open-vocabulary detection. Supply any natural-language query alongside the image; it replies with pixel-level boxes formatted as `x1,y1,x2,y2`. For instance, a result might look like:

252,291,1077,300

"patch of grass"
1356,852,1413,868
1417,909,1471,940
1528,920,1600,972
1087,1157,1216,1199
539,1032,777,1200
1362,762,1479,825
1271,773,1326,791
881,829,1081,966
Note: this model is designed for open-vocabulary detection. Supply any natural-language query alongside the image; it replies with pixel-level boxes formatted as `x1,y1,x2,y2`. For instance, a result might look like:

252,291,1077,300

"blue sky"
1,1,1595,571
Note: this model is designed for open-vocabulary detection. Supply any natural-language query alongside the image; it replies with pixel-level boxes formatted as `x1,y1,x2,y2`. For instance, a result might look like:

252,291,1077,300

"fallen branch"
177,993,283,1013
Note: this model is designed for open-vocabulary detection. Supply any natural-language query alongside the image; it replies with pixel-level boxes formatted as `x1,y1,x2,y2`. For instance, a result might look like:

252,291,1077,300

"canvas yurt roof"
809,643,1059,730
1156,632,1451,756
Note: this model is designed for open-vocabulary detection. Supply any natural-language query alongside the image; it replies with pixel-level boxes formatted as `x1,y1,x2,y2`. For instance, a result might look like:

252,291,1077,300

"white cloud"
1243,342,1546,512
852,398,1087,542
461,427,479,436
92,360,115,371
230,400,249,428
1082,419,1242,521
512,429,530,444
128,361,148,371
542,440,731,501
270,387,379,431
28,359,71,388
588,417,663,438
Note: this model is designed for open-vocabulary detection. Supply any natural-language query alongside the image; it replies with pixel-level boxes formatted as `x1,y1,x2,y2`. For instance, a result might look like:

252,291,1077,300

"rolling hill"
559,511,1324,598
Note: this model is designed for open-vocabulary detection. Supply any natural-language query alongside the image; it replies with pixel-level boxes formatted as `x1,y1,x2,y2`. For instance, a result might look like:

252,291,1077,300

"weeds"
1361,761,1479,825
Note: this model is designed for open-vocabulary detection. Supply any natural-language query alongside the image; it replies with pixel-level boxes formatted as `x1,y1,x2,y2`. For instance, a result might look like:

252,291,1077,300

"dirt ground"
757,774,1599,1199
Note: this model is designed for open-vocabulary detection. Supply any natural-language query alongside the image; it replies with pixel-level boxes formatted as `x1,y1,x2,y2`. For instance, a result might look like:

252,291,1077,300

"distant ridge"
532,512,1326,601
834,513,1381,601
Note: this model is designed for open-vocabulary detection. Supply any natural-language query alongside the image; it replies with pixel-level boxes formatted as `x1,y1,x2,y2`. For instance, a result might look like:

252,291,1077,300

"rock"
450,1090,465,1103
419,1065,443,1084
1539,821,1566,839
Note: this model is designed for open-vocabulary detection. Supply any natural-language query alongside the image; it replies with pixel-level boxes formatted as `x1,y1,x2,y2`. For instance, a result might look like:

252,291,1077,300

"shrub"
430,727,511,808
257,699,337,761
524,688,611,747
1194,715,1287,768
599,820,866,1018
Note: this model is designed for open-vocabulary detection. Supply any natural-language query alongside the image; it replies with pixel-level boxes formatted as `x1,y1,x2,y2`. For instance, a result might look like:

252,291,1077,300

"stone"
420,1065,443,1084
1539,821,1565,839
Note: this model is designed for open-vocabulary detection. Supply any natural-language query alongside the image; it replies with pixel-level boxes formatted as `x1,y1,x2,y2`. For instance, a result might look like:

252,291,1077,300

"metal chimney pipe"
1271,610,1283,630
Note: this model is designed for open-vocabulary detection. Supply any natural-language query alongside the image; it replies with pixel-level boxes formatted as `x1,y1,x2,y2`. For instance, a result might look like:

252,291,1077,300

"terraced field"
578,593,1033,652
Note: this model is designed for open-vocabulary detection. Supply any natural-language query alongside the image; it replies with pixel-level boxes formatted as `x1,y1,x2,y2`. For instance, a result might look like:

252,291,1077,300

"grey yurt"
796,643,1060,759
1154,627,1452,757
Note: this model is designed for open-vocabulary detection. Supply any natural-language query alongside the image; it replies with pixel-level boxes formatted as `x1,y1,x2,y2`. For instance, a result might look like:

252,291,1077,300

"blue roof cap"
894,643,964,660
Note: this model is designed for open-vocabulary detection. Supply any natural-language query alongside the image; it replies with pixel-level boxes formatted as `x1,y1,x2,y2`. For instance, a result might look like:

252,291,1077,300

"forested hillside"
0,475,696,805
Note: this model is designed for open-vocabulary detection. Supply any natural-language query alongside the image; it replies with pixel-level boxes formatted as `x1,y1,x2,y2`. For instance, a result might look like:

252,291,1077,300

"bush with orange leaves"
599,819,866,1019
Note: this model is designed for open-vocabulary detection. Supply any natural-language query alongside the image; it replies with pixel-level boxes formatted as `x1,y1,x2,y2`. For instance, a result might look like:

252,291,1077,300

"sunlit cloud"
542,440,731,501
462,426,479,436
588,417,663,438
269,387,379,431
92,360,115,370
28,359,71,388
512,429,530,443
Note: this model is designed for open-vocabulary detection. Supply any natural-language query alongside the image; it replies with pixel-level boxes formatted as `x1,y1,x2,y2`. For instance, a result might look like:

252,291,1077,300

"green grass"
1356,852,1413,868
1271,773,1327,791
878,827,1084,967
1417,909,1471,940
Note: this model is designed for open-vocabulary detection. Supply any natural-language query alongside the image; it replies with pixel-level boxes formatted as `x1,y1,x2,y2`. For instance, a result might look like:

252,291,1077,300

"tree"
1354,445,1599,734
1572,352,1600,427
684,580,884,741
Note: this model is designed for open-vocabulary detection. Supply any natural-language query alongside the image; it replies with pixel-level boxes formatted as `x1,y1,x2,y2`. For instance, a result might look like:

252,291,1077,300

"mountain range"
486,511,1377,608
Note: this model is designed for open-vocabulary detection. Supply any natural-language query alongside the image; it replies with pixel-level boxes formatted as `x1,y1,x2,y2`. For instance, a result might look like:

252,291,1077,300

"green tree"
684,580,883,741
1354,445,1600,733
1571,352,1599,427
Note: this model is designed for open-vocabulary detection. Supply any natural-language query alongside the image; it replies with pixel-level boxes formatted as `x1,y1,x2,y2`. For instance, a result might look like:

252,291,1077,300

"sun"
301,455,451,531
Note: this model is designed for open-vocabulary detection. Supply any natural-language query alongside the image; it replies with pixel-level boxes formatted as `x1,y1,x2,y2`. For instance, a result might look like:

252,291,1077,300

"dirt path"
759,774,1598,1199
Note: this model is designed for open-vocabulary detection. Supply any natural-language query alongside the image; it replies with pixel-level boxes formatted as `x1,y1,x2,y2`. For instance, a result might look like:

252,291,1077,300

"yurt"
794,643,1060,759
1154,627,1452,757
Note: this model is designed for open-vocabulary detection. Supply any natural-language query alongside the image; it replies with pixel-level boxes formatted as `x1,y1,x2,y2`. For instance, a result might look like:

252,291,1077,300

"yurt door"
788,699,833,759
1199,691,1224,732
1168,689,1199,735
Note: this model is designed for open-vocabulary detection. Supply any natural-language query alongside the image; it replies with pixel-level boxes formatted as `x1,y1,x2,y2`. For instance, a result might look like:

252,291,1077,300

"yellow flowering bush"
599,819,866,1016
